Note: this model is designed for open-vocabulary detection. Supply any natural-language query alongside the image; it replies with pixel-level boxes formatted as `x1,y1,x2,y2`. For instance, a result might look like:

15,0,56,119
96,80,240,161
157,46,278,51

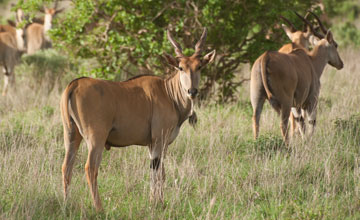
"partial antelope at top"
60,28,216,211
0,8,26,96
26,1,63,54
250,12,343,143
278,11,318,53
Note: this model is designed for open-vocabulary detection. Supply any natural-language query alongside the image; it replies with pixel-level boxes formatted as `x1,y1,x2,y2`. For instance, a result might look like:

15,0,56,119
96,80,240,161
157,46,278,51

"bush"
19,0,317,102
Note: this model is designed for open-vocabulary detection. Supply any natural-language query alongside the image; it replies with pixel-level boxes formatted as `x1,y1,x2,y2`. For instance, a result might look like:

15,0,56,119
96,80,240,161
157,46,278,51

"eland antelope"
250,16,343,143
287,11,338,138
249,12,317,138
60,28,216,211
278,12,327,137
26,2,63,54
0,10,26,96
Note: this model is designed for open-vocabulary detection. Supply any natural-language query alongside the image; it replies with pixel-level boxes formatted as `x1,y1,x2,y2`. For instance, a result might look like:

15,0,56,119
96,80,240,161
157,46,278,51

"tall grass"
0,48,360,219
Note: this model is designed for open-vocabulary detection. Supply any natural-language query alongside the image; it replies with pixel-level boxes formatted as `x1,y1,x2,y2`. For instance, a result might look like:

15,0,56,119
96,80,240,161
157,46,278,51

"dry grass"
0,48,360,219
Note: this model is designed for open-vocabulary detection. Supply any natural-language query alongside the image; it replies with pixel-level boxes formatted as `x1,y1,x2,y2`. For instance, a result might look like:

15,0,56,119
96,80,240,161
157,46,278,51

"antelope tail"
260,52,280,113
60,79,79,129
260,51,272,99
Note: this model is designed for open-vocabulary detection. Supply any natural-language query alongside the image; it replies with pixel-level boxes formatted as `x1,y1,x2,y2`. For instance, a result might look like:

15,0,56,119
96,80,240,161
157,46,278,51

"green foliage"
321,0,360,48
334,22,360,47
20,0,316,101
322,0,355,17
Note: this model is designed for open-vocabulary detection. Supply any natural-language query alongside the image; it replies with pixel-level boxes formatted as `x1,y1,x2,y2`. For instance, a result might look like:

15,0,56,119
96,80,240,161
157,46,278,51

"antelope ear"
202,50,216,66
304,25,312,38
281,24,293,40
55,8,64,15
325,30,334,43
163,52,179,68
39,6,46,13
7,20,16,27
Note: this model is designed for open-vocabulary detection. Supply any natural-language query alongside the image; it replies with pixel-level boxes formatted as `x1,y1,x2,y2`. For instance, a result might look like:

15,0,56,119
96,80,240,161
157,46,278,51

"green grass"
0,47,360,219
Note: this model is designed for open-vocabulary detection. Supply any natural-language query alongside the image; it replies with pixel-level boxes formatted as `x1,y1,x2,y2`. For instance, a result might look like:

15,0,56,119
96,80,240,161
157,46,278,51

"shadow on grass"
233,134,290,158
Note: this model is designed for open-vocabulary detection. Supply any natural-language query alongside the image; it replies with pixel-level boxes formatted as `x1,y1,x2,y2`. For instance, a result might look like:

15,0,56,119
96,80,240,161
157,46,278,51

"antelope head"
164,28,216,99
296,11,343,70
40,0,64,31
280,13,314,49
320,30,343,70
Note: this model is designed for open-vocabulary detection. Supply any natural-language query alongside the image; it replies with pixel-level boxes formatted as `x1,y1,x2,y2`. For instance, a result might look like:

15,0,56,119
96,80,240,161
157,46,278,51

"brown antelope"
26,2,63,54
250,16,343,143
278,12,327,138
60,28,216,211
0,9,26,96
286,11,338,138
249,12,316,137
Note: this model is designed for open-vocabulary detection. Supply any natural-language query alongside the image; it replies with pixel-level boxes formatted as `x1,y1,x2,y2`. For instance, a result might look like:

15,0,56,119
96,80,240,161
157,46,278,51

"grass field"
0,47,360,219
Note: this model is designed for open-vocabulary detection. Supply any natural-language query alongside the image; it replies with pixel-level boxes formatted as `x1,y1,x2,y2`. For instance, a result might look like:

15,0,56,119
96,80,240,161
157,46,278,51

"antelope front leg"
150,157,165,203
291,107,306,139
2,68,11,96
306,107,317,137
148,142,166,203
2,68,16,96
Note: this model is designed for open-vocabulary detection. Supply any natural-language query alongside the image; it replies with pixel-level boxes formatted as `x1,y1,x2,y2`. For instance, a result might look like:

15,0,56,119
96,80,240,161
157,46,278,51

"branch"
101,11,118,41
152,1,176,22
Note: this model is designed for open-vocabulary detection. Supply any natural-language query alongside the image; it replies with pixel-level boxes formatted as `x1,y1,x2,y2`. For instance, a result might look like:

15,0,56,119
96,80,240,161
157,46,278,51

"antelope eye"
178,67,183,71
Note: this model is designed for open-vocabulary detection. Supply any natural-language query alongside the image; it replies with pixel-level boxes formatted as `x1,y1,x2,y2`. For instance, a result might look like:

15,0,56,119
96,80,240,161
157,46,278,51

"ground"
0,47,359,219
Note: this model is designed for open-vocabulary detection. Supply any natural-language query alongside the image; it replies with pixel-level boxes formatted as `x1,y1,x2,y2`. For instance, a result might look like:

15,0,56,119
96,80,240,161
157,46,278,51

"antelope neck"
309,43,328,79
15,29,25,51
43,14,52,40
165,71,192,126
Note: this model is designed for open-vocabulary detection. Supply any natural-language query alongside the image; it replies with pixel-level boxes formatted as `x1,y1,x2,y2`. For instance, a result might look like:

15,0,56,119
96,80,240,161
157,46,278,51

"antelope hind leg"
85,138,105,212
62,124,82,201
251,93,266,140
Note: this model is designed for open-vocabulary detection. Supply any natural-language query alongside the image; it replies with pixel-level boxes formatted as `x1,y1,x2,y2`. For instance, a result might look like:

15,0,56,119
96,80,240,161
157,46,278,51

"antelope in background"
26,2,63,54
278,12,330,137
60,28,216,211
287,11,339,138
0,8,26,96
249,11,317,138
250,13,343,143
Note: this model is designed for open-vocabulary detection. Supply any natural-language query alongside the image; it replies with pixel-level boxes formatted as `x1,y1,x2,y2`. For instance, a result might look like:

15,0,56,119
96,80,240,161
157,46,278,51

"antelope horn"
302,11,311,32
39,5,45,13
308,11,328,34
167,29,183,57
195,27,207,55
293,11,324,39
54,0,59,10
279,15,297,32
